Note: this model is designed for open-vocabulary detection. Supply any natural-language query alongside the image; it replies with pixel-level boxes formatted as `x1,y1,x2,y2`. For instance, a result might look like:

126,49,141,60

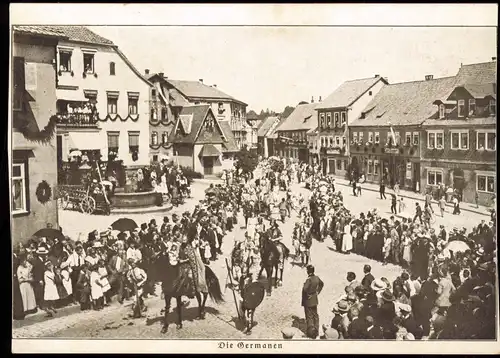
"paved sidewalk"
333,177,492,217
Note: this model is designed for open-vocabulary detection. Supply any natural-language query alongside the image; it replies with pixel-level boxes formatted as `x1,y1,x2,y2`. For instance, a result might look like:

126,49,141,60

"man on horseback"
237,272,265,335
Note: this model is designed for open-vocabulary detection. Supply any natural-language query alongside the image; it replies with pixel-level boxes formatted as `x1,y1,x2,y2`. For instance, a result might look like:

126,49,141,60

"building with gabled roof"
20,26,156,176
317,75,387,177
256,116,282,158
11,26,68,243
274,102,318,162
168,105,238,175
148,74,249,151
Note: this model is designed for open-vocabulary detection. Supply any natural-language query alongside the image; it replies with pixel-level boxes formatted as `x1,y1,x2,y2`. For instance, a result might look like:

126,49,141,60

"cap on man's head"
306,265,315,274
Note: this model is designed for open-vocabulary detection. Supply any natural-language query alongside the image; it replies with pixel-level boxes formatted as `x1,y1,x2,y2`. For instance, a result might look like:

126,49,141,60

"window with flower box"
326,113,332,128
359,132,364,143
450,130,469,150
319,113,325,128
83,53,95,74
341,112,346,127
335,136,340,146
427,130,444,149
476,130,496,151
59,50,72,72
162,132,168,145
107,131,119,157
352,132,358,143
128,131,140,154
334,113,339,128
412,132,419,145
405,132,412,145
374,132,380,144
368,132,374,143
477,172,495,193
427,169,443,186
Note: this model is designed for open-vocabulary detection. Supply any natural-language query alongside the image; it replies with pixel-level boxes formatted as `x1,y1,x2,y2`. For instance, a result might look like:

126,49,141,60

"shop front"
321,146,348,178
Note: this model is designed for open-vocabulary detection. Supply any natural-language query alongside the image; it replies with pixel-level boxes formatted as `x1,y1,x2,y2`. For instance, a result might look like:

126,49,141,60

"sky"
90,26,496,113
11,3,497,114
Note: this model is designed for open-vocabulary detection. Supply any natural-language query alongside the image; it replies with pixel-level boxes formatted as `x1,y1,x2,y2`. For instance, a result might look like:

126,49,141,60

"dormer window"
439,104,445,119
457,99,465,117
468,99,476,115
490,99,496,115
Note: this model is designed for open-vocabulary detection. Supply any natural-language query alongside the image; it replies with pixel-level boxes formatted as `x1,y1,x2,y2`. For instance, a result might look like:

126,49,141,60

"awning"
67,132,102,151
199,144,221,157
56,89,88,102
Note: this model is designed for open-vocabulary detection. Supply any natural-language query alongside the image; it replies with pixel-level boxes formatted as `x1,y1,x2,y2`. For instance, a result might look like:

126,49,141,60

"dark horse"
153,248,224,333
258,232,290,296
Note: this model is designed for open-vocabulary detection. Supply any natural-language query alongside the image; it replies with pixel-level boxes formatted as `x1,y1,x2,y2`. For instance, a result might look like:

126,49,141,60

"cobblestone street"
13,174,488,339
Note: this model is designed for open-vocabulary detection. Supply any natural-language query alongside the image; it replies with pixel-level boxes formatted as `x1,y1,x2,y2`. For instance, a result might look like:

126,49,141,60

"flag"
390,126,397,145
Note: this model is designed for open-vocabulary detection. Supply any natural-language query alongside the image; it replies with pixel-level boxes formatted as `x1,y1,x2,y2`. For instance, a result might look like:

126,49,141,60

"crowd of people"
13,179,245,321
13,156,497,341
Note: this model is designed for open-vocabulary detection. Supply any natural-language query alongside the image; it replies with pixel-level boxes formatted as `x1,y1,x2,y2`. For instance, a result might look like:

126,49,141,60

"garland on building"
18,115,58,144
35,180,52,204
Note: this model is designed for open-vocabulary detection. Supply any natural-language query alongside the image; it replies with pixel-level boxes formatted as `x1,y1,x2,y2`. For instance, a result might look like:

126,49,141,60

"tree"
234,146,259,174
281,105,295,119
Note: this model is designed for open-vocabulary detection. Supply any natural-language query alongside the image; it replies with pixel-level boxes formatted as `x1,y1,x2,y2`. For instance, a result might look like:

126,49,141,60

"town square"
10,4,498,349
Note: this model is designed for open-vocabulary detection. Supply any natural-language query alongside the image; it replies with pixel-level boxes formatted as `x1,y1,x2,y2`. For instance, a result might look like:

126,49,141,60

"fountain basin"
111,190,161,209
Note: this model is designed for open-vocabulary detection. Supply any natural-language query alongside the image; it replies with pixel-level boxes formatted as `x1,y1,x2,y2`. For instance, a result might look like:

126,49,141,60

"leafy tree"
234,146,259,174
281,105,295,119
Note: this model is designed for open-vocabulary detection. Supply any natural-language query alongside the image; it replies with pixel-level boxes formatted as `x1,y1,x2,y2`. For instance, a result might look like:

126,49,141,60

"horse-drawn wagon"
56,183,111,215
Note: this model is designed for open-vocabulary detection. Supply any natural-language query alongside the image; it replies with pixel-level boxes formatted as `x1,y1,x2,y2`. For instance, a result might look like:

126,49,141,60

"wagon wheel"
57,192,70,209
80,196,96,214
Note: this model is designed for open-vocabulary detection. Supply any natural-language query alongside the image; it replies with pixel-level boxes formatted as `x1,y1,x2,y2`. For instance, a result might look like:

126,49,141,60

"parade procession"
12,156,497,340
9,15,497,347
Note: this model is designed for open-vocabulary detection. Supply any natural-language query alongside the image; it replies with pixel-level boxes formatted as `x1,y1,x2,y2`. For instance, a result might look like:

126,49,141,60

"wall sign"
385,148,400,154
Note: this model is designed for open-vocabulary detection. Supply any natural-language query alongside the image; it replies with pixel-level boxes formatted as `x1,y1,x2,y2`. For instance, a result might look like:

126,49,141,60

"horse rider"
127,258,148,318
268,220,283,242
238,271,257,335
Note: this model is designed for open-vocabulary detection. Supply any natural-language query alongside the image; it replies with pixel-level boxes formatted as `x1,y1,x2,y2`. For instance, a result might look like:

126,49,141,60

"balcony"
56,112,99,128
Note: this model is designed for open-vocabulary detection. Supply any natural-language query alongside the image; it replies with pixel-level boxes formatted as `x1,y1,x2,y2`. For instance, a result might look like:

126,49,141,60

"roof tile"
316,77,385,110
15,25,114,45
275,103,318,132
455,61,497,85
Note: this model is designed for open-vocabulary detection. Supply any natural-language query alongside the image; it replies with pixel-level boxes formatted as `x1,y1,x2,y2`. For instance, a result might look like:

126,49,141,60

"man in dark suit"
108,248,129,304
365,316,383,339
361,264,375,290
301,265,324,339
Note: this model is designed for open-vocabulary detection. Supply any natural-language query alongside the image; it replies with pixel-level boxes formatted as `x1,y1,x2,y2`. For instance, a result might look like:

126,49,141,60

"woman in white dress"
246,211,258,241
17,256,37,314
341,219,353,254
59,259,74,304
43,261,59,316
90,265,104,310
97,259,111,306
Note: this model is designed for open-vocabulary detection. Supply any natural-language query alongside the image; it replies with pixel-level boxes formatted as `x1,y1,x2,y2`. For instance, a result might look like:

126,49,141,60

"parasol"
443,240,470,256
33,228,65,241
110,218,138,232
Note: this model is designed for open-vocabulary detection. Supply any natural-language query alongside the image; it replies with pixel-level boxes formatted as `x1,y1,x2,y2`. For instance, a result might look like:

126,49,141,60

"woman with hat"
17,253,37,315
43,261,60,317
330,300,350,338
376,289,398,338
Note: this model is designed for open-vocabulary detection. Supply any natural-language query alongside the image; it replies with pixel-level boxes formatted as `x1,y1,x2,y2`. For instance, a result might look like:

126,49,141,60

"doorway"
203,157,214,175
412,162,420,192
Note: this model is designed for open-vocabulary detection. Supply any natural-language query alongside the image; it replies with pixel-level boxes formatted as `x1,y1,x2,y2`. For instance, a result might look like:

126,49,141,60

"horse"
152,248,224,333
257,232,290,295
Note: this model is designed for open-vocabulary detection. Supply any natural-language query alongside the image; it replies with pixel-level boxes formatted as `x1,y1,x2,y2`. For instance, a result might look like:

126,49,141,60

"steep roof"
168,105,211,143
218,121,239,153
463,83,496,99
350,76,457,127
275,103,318,132
455,61,497,85
18,25,114,45
13,25,69,39
257,116,280,137
316,77,387,110
164,79,247,106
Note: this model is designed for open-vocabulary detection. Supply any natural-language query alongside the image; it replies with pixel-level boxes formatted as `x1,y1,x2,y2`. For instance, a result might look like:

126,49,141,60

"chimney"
145,69,150,75
425,75,434,81
199,79,204,84
319,96,322,102
213,84,217,88
311,96,314,103
383,77,389,83
374,74,380,78
492,57,497,61
158,72,164,78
